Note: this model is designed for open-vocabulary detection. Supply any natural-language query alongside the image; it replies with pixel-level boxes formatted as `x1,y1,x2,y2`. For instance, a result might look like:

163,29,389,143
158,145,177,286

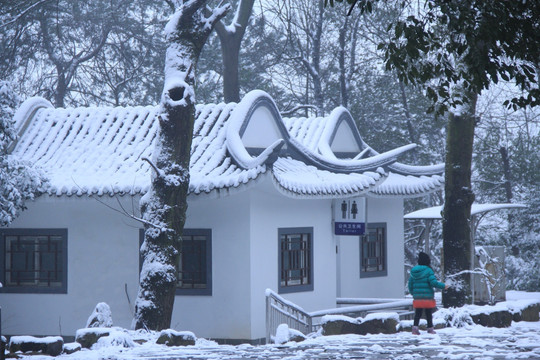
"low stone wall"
9,336,64,357
156,330,196,346
6,326,200,356
321,300,540,336
322,313,400,336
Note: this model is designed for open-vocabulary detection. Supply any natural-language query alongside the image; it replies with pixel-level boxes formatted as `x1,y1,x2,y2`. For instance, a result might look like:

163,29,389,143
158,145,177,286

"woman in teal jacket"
408,252,449,335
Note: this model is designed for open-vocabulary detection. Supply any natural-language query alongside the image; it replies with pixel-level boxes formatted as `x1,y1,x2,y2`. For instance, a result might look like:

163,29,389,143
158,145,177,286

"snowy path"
19,321,540,360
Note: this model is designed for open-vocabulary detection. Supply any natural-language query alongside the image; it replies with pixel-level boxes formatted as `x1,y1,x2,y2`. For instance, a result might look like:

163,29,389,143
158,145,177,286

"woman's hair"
418,251,431,266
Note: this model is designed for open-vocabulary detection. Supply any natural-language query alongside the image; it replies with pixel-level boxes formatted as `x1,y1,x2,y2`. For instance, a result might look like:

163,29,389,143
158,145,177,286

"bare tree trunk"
499,145,519,256
442,93,477,308
38,8,110,108
338,16,349,107
215,0,254,103
499,146,513,203
312,0,324,116
134,0,228,331
398,79,418,162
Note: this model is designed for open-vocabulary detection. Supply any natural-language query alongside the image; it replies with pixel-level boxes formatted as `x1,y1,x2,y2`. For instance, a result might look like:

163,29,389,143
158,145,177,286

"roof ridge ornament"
290,138,417,173
9,96,53,153
226,90,288,169
317,106,366,160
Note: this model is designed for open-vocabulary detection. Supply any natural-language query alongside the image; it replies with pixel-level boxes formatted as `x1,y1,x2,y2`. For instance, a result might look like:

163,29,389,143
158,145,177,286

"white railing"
265,290,414,343
265,289,312,344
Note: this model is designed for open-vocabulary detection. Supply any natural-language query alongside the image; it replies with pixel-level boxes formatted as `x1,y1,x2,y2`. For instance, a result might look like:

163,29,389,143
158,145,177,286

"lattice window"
178,234,206,289
176,229,212,295
1,229,67,293
279,227,313,293
360,223,387,277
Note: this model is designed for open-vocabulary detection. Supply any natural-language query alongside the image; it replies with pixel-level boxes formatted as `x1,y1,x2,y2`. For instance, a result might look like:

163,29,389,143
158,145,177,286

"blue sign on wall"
334,222,365,236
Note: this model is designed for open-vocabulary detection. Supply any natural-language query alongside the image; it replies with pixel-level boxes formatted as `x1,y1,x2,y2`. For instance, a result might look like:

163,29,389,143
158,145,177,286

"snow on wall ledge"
10,90,444,199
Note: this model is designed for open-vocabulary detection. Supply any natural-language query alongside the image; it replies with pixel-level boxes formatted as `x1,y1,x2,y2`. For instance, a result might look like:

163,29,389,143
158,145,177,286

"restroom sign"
334,198,366,235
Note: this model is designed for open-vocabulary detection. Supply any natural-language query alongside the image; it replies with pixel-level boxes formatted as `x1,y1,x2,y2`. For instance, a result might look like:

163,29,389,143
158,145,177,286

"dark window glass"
360,223,387,278
178,234,208,289
1,229,67,293
177,229,212,295
139,228,212,296
279,227,313,293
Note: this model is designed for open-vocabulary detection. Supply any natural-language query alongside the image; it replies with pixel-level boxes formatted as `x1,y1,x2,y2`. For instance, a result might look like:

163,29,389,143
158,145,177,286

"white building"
1,90,443,343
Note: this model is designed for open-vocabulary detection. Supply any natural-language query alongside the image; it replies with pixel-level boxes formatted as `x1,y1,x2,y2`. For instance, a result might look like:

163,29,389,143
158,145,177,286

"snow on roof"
11,90,444,199
404,203,528,219
271,157,386,199
369,172,444,198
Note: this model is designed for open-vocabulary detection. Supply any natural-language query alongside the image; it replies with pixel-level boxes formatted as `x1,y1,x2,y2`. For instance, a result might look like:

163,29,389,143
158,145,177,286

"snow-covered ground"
12,291,540,360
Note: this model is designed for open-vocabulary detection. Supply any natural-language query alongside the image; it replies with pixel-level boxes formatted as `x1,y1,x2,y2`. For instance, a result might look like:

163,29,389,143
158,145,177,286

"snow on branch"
203,3,230,31
142,157,165,178
0,0,50,29
164,0,230,38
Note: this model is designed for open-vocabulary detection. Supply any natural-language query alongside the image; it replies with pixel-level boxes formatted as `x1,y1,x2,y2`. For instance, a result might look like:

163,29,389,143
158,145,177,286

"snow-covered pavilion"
1,90,443,342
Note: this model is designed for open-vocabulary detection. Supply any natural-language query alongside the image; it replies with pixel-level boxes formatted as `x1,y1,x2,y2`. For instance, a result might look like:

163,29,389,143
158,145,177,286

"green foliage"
0,81,46,226
327,1,540,115
382,1,540,114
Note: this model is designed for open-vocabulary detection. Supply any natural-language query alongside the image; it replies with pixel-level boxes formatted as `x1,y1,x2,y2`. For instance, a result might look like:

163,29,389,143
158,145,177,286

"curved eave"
271,157,387,199
363,147,444,177
368,172,444,198
288,139,417,174
388,162,445,176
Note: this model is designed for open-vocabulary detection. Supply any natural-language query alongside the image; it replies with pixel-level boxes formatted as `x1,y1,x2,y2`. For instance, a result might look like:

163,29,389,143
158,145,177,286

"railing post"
1,307,5,360
265,294,271,344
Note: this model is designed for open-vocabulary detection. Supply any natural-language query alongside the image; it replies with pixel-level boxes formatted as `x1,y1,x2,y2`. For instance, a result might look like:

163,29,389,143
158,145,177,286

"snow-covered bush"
273,324,306,344
94,329,135,349
434,307,474,328
0,81,47,226
86,302,114,328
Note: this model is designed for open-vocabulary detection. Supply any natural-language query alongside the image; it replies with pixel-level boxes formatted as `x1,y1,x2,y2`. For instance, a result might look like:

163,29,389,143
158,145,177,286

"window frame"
140,228,212,296
360,223,387,278
278,227,314,294
0,228,68,294
176,228,212,296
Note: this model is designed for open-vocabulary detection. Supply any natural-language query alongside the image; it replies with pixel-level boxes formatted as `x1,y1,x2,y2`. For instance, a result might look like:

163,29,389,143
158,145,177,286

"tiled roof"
11,90,444,199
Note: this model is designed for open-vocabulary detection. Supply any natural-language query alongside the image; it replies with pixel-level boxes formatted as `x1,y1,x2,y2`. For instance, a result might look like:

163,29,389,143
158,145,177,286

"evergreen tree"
330,0,540,306
0,81,46,227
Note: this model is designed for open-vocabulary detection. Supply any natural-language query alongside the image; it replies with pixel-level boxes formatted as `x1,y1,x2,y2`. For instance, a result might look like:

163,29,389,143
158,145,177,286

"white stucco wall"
1,182,406,341
171,190,252,340
337,197,405,299
0,196,141,337
248,179,337,340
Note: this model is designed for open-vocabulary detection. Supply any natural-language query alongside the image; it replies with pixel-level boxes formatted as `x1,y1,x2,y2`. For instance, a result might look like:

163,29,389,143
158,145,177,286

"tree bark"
38,6,110,108
499,145,518,255
312,0,324,116
134,0,228,331
398,79,418,162
441,94,477,308
499,146,513,203
338,16,349,107
215,0,254,103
